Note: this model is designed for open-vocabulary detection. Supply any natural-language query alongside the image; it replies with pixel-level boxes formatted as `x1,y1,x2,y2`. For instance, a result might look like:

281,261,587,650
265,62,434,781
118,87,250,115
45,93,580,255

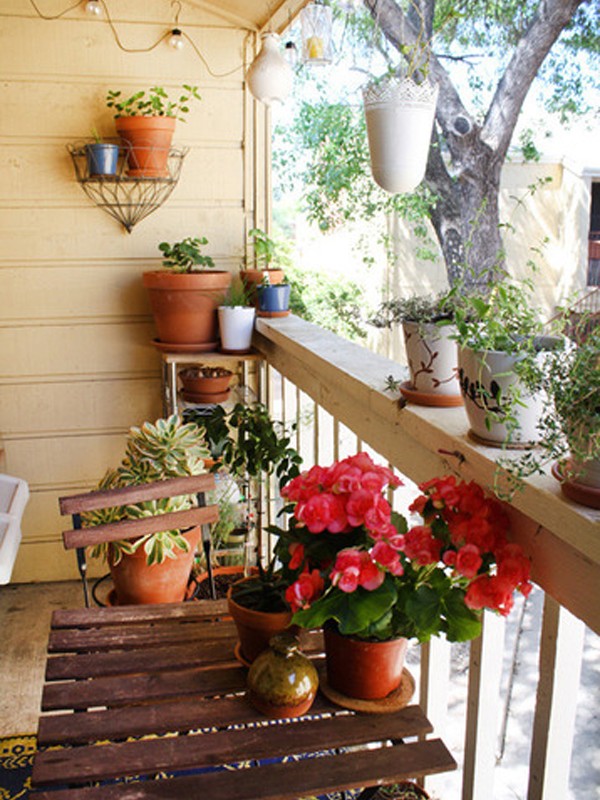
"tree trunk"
365,0,586,290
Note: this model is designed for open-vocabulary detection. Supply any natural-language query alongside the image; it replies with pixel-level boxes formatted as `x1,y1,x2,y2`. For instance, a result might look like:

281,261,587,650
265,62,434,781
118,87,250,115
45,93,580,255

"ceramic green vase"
247,632,318,718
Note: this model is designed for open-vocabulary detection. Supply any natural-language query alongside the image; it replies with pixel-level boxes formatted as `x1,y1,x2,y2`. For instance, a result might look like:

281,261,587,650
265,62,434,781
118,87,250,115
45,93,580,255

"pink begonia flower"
371,540,404,576
288,542,305,571
331,549,384,593
296,492,347,534
455,543,483,579
345,489,377,527
403,525,442,565
465,574,515,617
364,494,392,534
285,569,324,613
442,549,457,567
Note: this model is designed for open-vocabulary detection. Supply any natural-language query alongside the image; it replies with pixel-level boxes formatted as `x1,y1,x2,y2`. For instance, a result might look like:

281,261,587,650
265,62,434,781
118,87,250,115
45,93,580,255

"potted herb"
240,228,286,301
499,325,600,506
83,416,211,605
275,454,531,701
227,559,293,663
85,127,119,177
450,275,560,447
106,84,201,177
218,279,255,353
370,293,461,405
257,271,291,317
144,236,232,348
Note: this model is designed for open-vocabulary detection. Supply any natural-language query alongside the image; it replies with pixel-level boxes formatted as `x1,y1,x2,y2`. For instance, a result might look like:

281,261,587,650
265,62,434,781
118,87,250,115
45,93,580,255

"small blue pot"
85,143,120,177
258,284,291,316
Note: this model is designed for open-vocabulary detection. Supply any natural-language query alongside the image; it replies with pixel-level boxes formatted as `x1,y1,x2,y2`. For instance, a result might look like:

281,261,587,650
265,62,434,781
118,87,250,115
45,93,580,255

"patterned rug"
0,735,36,800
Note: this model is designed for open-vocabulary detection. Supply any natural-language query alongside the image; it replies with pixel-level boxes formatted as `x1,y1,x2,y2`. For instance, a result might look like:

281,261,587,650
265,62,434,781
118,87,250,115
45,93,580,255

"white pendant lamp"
301,3,333,65
246,33,293,106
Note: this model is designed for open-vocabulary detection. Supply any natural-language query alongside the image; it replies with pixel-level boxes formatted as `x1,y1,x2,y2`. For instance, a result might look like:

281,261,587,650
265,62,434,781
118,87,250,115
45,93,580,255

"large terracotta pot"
227,577,293,664
109,527,200,605
143,270,232,347
324,624,408,700
115,116,176,177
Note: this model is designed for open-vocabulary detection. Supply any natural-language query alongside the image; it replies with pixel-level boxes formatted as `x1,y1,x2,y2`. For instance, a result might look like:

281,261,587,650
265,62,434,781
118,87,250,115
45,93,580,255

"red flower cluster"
282,462,532,623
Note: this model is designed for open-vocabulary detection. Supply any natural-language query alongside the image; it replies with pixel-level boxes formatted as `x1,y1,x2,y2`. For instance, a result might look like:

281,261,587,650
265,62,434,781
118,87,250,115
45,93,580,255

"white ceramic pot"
457,346,546,446
402,322,460,396
363,76,438,194
246,33,293,105
218,306,256,353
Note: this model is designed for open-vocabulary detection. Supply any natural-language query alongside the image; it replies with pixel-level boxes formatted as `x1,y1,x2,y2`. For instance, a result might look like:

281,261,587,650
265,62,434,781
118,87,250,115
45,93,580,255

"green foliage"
230,559,290,613
158,237,215,273
184,402,302,490
106,85,201,121
83,416,211,566
247,228,280,270
285,262,367,341
222,278,251,307
369,292,456,328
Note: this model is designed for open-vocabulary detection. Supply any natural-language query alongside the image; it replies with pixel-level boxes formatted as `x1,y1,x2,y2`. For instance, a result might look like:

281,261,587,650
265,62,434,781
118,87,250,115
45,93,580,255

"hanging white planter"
363,76,438,194
246,33,293,106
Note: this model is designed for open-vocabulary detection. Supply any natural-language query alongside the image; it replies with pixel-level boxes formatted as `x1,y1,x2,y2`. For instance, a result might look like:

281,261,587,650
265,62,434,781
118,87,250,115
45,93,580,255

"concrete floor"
0,581,598,799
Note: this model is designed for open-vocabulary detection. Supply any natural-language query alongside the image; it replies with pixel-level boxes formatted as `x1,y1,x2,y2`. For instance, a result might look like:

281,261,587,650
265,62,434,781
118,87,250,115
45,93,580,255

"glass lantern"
301,3,333,66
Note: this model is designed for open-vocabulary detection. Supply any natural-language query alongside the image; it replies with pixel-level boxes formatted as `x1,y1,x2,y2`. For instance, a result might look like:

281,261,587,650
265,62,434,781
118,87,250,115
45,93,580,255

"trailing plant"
369,292,456,328
184,402,302,490
83,416,210,566
229,559,290,613
158,237,215,273
106,85,201,121
497,323,600,493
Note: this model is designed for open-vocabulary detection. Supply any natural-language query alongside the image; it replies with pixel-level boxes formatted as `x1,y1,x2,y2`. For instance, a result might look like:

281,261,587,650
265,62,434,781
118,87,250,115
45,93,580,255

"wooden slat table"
31,601,456,800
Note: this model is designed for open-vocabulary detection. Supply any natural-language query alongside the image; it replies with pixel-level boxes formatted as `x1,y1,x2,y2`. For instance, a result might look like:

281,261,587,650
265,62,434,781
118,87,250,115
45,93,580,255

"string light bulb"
284,41,298,66
168,28,184,50
85,0,102,16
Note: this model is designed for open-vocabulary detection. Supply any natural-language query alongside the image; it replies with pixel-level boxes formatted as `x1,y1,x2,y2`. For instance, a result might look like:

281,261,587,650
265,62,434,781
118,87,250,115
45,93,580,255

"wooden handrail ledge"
255,316,600,635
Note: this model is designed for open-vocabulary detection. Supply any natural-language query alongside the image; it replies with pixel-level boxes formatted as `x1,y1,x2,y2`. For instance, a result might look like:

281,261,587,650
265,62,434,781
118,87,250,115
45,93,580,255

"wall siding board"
0,3,260,580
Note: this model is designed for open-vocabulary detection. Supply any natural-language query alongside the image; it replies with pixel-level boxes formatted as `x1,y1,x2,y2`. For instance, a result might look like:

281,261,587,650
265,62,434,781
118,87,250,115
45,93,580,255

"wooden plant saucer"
399,381,463,408
318,667,415,714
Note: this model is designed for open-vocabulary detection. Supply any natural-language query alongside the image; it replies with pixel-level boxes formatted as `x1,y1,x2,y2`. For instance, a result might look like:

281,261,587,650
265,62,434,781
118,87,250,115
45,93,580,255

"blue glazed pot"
85,143,120,177
258,284,290,316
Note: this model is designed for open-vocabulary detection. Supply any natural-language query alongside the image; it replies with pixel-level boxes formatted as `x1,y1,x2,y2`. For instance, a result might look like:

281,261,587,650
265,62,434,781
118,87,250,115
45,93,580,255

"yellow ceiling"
186,0,312,33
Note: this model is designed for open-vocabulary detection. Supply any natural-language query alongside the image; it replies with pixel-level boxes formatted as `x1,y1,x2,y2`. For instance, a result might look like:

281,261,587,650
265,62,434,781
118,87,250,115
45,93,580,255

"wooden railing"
253,315,599,800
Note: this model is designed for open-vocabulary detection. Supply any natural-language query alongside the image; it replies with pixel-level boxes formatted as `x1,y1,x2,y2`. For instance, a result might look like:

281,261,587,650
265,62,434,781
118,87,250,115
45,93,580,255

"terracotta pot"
115,116,176,177
179,367,233,395
324,624,408,700
227,577,293,664
109,527,200,605
143,270,232,346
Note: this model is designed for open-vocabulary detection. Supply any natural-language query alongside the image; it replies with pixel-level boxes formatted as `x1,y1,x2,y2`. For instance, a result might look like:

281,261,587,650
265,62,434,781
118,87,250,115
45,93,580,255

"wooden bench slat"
37,693,336,747
47,618,237,653
50,599,229,628
33,705,434,786
41,665,248,712
59,475,217,515
32,738,456,800
63,506,218,550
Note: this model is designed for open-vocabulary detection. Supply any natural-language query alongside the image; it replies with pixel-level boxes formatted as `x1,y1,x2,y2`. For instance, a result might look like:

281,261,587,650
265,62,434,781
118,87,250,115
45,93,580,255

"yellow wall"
0,1,267,582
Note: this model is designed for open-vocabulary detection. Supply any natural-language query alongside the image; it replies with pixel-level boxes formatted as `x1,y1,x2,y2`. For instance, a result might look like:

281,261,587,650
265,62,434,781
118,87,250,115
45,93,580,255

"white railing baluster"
527,595,585,800
462,610,506,800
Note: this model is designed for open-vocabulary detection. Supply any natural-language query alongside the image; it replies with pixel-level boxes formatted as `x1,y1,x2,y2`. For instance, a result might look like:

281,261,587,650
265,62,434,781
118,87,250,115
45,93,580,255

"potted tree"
144,236,232,349
82,415,211,605
218,279,256,353
370,293,462,406
450,275,560,447
240,227,286,301
499,324,600,507
106,85,201,177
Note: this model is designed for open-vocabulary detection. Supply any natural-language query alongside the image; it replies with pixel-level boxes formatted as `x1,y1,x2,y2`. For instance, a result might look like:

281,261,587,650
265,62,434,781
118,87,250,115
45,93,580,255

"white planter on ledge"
218,306,256,354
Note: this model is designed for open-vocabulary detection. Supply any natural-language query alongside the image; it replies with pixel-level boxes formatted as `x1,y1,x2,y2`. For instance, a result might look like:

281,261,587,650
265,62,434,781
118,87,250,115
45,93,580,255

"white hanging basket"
363,76,438,194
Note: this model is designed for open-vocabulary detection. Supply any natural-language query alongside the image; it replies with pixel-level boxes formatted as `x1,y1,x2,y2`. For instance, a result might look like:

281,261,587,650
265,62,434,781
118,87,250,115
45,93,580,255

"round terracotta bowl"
179,367,233,395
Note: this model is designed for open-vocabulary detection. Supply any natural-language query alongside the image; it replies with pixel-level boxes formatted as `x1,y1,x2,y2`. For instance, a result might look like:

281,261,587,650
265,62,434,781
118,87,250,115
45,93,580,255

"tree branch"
483,0,588,157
